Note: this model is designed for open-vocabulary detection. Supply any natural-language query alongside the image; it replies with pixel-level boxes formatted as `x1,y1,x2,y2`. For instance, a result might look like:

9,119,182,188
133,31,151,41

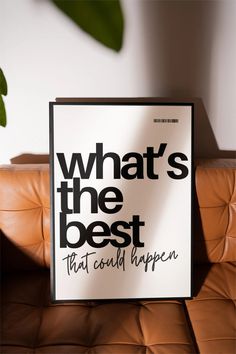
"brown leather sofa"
0,160,235,354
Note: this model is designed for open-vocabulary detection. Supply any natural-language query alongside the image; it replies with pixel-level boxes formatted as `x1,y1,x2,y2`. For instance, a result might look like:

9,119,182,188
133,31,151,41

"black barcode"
153,119,179,123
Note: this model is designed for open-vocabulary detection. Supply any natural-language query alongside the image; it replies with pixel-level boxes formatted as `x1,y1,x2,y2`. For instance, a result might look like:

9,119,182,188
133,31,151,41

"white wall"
0,0,235,163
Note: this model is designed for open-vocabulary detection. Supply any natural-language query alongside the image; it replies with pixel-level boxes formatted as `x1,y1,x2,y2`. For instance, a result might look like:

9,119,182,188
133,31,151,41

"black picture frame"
49,99,194,302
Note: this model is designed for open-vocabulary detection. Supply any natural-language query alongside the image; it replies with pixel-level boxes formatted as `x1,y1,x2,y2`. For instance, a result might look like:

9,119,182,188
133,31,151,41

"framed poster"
49,100,193,301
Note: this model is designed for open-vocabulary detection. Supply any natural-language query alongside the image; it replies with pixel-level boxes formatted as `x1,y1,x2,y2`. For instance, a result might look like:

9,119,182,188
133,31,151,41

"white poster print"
50,103,193,301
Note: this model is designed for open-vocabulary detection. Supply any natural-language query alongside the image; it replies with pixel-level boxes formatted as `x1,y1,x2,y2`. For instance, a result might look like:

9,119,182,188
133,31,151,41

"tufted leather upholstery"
0,161,236,354
0,164,50,270
195,162,236,262
186,262,236,354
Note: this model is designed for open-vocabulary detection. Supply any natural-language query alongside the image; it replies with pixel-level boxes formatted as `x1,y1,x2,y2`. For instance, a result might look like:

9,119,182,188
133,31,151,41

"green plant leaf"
0,95,7,127
0,68,8,96
52,0,124,51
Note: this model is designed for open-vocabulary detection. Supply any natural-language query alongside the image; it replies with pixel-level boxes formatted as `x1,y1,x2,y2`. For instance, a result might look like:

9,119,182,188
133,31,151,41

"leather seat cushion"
1,271,197,354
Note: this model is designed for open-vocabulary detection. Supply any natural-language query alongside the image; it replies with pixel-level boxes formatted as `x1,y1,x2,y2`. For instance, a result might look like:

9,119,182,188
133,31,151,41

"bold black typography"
57,143,189,180
57,143,189,249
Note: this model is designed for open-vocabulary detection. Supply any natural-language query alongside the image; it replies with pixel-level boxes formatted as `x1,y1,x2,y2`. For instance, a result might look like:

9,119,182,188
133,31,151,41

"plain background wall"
0,0,235,164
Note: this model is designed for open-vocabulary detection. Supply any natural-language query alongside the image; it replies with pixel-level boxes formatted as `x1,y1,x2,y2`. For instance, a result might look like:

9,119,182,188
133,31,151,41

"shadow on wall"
193,99,236,158
141,0,236,159
11,1,236,163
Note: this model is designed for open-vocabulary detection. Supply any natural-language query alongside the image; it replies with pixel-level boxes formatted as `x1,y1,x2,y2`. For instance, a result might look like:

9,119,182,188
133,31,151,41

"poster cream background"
52,105,192,300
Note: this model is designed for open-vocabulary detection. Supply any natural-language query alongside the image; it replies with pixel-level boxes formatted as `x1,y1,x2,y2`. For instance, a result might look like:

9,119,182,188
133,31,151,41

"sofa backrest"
0,161,235,271
0,164,50,270
194,159,236,263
